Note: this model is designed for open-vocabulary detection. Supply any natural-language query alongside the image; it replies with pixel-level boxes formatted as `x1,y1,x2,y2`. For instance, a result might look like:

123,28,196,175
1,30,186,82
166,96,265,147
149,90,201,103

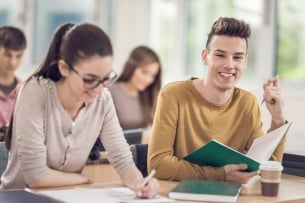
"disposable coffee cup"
259,161,283,197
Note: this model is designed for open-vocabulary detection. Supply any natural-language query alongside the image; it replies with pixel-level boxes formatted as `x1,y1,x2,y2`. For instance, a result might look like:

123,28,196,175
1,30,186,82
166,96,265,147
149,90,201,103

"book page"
246,122,291,163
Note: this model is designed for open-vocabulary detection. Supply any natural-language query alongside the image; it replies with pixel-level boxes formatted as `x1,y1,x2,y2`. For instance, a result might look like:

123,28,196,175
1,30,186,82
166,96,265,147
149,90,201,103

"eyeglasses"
66,62,117,90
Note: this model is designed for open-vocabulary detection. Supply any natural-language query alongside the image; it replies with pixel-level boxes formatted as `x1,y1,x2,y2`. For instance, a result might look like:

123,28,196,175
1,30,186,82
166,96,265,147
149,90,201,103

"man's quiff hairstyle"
206,17,251,50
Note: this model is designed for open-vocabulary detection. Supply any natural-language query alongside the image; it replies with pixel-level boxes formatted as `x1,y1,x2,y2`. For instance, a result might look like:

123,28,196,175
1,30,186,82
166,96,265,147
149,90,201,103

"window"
0,0,20,26
276,0,305,81
151,0,263,83
276,0,305,177
32,0,96,65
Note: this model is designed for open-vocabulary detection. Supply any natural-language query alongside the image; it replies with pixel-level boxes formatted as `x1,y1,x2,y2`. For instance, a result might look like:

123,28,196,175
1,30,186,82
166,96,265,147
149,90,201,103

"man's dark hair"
0,26,27,50
206,17,251,50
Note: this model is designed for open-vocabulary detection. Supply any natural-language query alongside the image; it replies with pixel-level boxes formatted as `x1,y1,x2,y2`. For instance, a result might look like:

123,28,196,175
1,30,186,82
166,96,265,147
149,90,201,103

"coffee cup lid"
259,161,283,171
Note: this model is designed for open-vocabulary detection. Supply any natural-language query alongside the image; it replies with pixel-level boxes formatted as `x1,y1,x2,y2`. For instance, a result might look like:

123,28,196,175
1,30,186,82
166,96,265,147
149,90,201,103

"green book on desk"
184,139,260,171
168,180,241,202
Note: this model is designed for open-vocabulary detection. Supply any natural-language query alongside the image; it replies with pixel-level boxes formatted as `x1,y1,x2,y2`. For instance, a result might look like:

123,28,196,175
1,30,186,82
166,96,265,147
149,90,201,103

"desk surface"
81,164,305,203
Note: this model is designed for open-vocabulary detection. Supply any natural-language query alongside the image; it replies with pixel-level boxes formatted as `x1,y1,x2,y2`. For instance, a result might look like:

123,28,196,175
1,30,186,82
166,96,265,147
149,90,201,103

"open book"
169,180,241,202
184,122,291,171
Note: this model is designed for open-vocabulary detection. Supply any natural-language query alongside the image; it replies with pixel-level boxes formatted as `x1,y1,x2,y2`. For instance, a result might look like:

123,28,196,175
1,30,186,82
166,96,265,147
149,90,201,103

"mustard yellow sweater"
148,78,285,181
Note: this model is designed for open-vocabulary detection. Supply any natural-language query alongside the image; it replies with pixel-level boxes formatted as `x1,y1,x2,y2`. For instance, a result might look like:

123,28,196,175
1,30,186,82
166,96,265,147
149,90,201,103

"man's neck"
0,74,15,86
0,78,17,95
195,79,233,105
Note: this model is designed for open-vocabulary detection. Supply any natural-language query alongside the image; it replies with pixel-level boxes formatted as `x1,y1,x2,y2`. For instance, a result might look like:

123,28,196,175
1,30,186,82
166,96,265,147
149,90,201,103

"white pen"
140,169,156,187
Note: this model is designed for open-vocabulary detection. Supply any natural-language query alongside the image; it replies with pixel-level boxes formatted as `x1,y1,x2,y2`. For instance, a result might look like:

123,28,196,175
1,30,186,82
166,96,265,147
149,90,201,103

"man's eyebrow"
213,49,246,56
213,49,226,53
234,52,246,55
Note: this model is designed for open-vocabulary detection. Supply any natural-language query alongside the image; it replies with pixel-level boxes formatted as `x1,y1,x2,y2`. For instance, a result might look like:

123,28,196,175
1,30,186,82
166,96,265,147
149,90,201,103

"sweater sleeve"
99,90,135,176
14,80,49,184
240,97,286,162
268,120,287,162
148,85,225,181
245,100,286,162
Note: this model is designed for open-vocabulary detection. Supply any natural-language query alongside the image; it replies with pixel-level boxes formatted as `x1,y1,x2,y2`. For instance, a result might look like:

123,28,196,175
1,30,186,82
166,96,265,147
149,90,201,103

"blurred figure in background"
89,46,161,160
0,26,27,141
109,46,162,144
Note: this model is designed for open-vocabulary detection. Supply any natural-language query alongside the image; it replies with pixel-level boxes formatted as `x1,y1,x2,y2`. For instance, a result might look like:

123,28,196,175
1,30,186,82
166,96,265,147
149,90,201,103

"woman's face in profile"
131,62,159,92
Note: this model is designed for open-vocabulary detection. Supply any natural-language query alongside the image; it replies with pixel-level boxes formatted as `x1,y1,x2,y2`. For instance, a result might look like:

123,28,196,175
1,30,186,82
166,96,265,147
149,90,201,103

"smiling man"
148,17,287,184
0,26,27,140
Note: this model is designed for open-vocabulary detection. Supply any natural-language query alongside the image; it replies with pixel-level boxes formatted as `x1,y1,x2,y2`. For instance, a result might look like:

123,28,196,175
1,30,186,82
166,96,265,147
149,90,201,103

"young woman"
109,46,162,143
1,23,158,198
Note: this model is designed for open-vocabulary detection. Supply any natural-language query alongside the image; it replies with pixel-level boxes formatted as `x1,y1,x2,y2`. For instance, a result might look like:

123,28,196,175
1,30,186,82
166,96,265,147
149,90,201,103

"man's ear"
201,49,208,65
58,60,70,77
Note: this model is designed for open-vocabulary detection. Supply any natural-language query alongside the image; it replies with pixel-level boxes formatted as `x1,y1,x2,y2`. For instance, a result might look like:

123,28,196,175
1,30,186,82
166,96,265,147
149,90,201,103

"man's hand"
262,76,286,126
224,164,259,184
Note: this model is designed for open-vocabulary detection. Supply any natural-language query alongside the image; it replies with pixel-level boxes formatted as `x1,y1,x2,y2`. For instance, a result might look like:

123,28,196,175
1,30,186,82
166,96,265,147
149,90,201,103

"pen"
261,98,276,106
140,169,156,187
261,99,265,105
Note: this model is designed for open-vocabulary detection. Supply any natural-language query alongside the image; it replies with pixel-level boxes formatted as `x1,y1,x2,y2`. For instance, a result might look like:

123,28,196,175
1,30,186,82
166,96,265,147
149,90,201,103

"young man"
148,17,287,184
0,26,27,140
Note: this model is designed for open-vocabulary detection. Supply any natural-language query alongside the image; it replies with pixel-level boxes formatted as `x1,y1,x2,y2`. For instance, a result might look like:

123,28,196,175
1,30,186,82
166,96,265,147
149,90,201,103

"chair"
130,144,148,177
0,142,8,177
89,129,143,161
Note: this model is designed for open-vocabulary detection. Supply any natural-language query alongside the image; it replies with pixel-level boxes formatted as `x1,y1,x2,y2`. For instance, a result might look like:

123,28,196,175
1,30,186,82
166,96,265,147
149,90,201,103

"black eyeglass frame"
65,61,117,90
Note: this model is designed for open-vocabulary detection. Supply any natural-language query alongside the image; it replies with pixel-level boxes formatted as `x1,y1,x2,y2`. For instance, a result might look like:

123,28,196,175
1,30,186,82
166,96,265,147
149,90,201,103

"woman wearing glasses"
0,23,159,197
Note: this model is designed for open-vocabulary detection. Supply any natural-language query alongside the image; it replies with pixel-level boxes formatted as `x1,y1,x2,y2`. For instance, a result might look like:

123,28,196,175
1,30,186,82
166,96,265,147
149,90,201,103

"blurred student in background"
89,46,162,160
0,26,27,140
109,46,162,144
1,23,158,198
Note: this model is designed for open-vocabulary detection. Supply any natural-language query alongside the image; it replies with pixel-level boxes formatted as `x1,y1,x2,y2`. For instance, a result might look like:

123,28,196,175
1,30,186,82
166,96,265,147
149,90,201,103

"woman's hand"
134,177,159,198
121,165,159,198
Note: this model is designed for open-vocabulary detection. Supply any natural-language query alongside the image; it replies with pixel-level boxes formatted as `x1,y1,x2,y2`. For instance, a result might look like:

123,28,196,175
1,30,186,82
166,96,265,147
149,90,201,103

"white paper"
39,188,118,203
79,187,174,203
39,187,174,203
246,122,292,163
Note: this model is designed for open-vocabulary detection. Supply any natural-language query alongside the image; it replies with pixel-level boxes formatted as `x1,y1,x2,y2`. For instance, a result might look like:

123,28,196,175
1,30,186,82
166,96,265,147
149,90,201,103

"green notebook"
168,180,241,202
184,139,259,171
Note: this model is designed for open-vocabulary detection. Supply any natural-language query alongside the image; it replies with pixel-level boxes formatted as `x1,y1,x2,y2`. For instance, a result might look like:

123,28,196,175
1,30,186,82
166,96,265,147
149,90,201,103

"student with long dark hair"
89,46,161,160
109,46,162,143
1,23,158,198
